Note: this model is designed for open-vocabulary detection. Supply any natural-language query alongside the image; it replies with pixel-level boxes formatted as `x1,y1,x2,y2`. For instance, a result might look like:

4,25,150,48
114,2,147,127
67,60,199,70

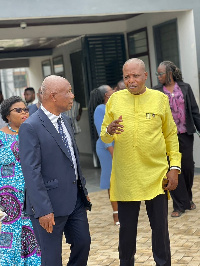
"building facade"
0,0,200,167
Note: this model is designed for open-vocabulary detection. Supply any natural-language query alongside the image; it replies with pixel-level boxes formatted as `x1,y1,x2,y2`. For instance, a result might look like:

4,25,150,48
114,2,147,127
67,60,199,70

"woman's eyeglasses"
155,72,166,77
9,107,29,114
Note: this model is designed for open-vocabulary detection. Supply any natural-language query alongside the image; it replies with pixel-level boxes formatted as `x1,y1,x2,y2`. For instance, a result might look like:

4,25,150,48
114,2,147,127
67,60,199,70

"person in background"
115,80,126,91
19,75,91,266
28,87,43,115
89,85,119,225
65,100,82,134
0,90,4,104
101,58,181,265
153,61,200,217
0,91,7,129
24,87,36,106
0,96,41,265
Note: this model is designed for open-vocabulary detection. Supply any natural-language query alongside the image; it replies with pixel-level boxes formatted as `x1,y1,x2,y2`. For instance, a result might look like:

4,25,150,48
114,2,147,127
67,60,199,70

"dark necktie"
57,118,72,160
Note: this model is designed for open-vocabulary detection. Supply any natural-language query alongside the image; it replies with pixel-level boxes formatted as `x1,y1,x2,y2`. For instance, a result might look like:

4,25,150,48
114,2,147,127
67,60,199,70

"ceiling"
0,13,140,55
0,14,138,28
0,37,76,52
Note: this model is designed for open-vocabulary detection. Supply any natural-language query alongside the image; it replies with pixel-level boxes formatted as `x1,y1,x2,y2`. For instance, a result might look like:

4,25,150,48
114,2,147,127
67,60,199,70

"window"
127,28,152,88
0,68,29,99
42,59,52,78
128,29,148,56
53,56,64,77
154,19,180,67
83,34,126,95
13,72,27,89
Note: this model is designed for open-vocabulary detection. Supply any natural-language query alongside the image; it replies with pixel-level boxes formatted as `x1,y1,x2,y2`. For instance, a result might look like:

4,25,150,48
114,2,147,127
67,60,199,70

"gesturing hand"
107,115,124,135
39,213,55,233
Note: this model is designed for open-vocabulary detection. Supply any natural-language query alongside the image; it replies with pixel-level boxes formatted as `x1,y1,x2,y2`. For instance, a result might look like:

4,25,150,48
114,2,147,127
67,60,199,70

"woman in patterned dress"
0,96,41,265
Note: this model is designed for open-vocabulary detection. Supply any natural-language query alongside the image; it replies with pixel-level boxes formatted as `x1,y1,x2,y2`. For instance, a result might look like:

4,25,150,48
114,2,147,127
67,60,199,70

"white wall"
125,11,200,168
27,10,200,165
0,20,126,41
194,134,200,170
51,37,82,86
126,11,198,98
28,56,51,91
177,11,199,101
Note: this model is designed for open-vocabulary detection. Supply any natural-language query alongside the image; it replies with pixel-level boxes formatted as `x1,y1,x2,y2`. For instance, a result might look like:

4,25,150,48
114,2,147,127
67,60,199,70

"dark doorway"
70,50,86,108
82,34,126,167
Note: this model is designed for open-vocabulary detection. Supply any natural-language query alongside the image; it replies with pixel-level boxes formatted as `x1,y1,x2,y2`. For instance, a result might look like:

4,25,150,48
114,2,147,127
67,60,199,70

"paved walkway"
62,175,200,265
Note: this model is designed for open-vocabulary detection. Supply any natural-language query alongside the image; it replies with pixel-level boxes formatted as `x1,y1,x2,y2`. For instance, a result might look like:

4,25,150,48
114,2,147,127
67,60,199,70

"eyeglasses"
155,72,166,77
9,107,29,114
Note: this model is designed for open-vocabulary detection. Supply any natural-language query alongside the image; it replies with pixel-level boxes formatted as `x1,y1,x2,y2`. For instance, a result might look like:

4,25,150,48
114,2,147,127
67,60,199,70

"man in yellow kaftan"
101,58,181,266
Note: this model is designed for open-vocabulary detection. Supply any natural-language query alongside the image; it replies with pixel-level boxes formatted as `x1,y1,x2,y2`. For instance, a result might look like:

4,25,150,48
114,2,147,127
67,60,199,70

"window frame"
41,59,52,78
127,27,152,87
53,55,65,77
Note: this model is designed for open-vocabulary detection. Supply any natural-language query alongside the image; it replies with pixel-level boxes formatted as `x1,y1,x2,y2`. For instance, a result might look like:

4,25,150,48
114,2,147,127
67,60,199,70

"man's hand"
107,115,124,135
39,213,55,233
165,169,179,191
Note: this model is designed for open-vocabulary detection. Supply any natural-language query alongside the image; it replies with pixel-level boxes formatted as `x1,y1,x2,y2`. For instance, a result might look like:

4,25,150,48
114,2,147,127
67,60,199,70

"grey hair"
88,84,111,117
98,85,110,99
123,58,146,72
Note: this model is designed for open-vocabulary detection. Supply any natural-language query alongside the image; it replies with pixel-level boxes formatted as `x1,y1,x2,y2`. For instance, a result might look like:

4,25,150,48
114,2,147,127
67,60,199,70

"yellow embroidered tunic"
100,88,181,201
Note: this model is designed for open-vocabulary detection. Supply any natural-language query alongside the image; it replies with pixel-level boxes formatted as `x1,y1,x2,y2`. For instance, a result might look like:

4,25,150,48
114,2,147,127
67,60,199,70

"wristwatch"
106,126,113,136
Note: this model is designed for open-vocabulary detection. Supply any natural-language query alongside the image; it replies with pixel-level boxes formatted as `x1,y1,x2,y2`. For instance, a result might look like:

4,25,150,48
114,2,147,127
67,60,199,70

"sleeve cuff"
169,166,181,173
106,126,113,136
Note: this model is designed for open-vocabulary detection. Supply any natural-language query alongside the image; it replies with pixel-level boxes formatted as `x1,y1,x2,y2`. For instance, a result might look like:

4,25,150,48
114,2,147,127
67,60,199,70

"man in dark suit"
28,86,43,115
19,75,91,266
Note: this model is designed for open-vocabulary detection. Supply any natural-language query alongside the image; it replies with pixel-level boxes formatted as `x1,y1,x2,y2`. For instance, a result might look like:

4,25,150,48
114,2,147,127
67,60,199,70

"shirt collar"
41,105,61,125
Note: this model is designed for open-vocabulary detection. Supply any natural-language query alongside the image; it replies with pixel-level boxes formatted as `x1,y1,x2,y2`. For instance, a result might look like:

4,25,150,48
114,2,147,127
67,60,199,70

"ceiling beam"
0,49,52,59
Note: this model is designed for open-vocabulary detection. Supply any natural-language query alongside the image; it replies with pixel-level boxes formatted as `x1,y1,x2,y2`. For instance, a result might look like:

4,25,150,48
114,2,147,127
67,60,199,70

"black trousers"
170,133,194,211
118,193,171,266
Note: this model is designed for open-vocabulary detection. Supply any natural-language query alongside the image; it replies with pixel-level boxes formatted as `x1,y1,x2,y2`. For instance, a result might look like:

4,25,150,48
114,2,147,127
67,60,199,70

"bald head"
122,58,147,95
123,58,146,72
41,75,69,99
41,75,74,115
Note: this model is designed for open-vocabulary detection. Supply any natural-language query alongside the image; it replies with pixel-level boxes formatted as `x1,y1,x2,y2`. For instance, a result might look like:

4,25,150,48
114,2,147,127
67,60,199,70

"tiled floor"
62,154,200,265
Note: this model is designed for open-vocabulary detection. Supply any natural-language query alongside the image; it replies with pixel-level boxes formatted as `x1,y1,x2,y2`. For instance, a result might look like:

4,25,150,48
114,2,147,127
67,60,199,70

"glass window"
127,28,152,87
0,68,29,99
154,19,180,67
128,30,148,55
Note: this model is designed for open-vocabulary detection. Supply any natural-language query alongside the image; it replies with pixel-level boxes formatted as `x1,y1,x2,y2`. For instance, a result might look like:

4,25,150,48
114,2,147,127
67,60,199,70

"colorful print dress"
0,131,41,266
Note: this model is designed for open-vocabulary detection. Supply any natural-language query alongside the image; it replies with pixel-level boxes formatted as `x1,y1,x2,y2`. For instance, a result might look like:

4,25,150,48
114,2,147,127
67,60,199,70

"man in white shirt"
19,75,91,266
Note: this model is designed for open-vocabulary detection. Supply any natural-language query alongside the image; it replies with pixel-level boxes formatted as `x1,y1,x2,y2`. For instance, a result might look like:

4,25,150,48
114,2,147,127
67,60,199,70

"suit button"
71,165,73,168
73,181,76,184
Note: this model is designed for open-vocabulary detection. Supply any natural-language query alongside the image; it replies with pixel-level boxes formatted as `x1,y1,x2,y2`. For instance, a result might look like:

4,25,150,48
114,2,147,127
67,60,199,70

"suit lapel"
178,82,187,101
37,109,73,162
